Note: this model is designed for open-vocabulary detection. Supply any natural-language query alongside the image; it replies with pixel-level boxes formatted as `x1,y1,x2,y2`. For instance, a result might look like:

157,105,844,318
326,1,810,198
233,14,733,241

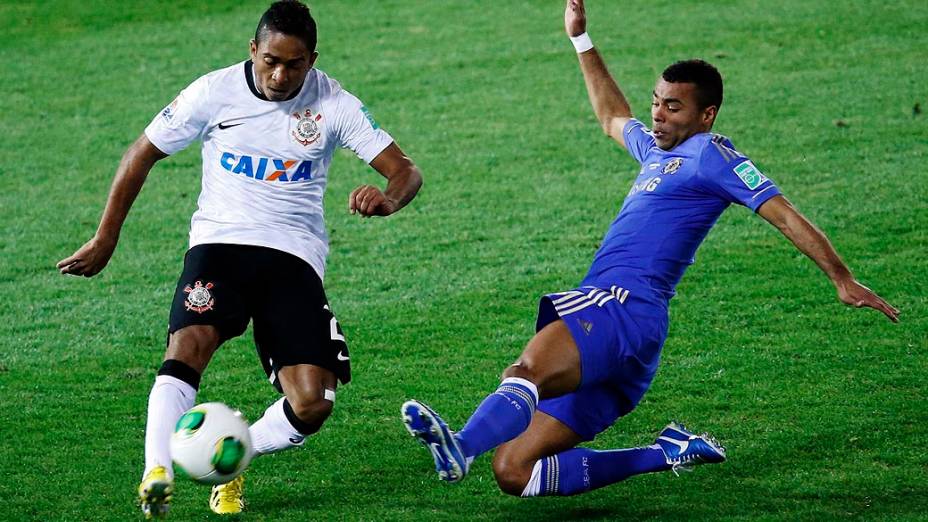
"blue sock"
524,446,670,496
456,377,539,460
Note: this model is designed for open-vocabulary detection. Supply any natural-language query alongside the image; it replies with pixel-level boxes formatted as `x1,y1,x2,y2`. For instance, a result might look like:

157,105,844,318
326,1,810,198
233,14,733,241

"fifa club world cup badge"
662,158,683,174
291,108,322,146
184,280,215,313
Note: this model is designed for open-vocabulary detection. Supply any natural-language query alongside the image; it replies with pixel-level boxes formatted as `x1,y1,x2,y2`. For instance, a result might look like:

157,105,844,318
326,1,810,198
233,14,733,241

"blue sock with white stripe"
456,377,539,460
521,446,669,496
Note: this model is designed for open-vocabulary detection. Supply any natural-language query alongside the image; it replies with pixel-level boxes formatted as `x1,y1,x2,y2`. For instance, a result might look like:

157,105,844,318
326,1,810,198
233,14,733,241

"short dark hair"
255,0,317,52
661,59,723,110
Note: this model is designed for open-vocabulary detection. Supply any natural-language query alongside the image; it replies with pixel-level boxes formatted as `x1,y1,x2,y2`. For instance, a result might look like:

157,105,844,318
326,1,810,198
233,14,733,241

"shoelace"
667,433,725,476
669,456,697,476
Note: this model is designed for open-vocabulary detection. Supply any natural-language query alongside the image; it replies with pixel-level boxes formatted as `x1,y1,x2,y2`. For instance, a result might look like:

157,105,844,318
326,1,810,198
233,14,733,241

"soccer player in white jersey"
57,1,422,517
401,0,898,499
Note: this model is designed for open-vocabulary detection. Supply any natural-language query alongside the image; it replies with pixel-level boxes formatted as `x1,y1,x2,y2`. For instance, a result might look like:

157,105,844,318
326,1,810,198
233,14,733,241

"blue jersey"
581,119,781,302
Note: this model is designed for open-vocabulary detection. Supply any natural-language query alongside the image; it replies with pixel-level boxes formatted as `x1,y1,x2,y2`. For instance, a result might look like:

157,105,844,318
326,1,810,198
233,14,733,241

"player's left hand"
348,184,397,217
836,279,900,322
565,0,587,37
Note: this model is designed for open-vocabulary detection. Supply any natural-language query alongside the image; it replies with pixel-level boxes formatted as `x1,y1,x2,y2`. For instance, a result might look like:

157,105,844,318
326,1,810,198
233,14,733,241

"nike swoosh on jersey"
218,120,246,130
336,351,349,361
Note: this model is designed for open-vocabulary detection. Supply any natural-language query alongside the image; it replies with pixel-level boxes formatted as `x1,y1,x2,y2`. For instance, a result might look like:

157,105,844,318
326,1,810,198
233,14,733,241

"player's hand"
565,0,587,37
348,185,397,217
56,235,118,277
836,279,900,323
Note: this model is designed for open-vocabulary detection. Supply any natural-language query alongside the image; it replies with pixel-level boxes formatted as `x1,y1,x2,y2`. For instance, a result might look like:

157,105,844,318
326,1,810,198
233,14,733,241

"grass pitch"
1,1,925,520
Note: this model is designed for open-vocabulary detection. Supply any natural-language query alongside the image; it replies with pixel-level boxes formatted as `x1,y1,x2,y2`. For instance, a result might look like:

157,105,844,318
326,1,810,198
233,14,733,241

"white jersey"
145,60,393,280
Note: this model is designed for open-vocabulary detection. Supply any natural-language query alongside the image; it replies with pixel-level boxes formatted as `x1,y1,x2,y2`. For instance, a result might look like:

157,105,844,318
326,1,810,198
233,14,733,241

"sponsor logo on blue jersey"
733,160,767,190
219,152,313,182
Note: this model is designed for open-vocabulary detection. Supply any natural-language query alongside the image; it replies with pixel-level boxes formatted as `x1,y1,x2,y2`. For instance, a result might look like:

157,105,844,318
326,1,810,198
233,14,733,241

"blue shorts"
535,285,668,440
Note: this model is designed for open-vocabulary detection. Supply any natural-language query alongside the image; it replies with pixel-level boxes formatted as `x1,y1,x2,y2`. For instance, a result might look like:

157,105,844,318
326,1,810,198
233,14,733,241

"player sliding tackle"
58,1,421,518
401,0,898,497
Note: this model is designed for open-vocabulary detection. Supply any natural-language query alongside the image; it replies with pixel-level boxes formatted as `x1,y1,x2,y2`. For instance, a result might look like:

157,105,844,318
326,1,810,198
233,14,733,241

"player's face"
650,79,717,150
250,32,318,101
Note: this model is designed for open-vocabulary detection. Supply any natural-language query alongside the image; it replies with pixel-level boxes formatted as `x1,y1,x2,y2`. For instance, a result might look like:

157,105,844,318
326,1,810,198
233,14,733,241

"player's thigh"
507,320,582,398
533,287,654,393
251,251,351,390
168,244,251,343
493,411,584,488
166,244,253,371
165,325,222,373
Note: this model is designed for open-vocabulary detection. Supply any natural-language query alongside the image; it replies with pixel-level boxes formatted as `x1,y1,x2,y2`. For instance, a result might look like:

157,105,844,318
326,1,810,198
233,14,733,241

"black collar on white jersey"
244,60,303,102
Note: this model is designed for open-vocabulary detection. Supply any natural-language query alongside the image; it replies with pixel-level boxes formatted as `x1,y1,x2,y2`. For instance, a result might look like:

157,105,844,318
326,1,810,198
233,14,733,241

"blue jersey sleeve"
623,119,656,165
696,135,780,212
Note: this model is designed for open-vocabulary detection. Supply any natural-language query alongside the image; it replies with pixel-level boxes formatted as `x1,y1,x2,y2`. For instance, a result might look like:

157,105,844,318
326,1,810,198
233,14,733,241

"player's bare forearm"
565,0,632,147
97,135,166,240
758,195,899,322
577,50,633,144
382,163,422,212
762,197,849,282
57,134,166,276
352,142,422,217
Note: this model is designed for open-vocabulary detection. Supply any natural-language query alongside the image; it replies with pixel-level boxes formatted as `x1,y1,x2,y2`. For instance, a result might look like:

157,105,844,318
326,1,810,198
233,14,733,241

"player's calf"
248,393,334,456
284,392,334,436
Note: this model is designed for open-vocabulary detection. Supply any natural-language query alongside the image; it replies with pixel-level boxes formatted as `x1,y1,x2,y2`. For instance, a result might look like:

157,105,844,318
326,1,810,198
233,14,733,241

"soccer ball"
170,402,254,485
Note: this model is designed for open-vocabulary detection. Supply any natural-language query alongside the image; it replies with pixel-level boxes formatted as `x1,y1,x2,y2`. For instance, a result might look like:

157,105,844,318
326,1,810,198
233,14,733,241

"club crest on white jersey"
291,108,323,146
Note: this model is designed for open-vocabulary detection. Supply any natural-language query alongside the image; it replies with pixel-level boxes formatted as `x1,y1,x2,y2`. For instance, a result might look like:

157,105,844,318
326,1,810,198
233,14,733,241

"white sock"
143,375,196,479
249,397,307,456
521,459,544,497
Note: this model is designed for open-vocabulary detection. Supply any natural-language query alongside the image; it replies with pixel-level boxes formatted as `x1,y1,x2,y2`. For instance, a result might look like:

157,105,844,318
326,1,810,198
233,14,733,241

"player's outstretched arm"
757,195,899,322
57,134,167,276
565,0,633,149
349,142,422,217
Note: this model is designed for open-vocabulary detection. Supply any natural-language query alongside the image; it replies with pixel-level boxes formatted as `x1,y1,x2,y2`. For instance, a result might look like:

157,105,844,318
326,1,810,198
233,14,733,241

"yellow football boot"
138,465,173,519
209,475,245,515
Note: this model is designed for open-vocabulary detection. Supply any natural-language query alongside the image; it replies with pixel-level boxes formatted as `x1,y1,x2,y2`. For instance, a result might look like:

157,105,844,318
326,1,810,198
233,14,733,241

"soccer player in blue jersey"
401,0,899,498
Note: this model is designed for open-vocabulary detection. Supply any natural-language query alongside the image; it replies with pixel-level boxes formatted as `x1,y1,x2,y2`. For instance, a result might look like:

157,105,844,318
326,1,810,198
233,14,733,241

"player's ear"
308,51,319,69
702,105,718,128
249,39,258,60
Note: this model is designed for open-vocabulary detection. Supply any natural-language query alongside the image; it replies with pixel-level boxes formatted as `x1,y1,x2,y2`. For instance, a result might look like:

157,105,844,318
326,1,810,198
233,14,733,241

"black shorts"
169,243,350,386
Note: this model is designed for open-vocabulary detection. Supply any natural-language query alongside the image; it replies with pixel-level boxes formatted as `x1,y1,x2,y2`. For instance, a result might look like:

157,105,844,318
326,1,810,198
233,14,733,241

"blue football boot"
655,422,726,475
401,400,469,483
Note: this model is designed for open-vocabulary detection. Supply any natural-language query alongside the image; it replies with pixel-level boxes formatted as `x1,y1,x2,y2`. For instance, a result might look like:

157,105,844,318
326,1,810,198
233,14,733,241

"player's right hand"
56,235,117,277
348,184,397,217
565,0,587,37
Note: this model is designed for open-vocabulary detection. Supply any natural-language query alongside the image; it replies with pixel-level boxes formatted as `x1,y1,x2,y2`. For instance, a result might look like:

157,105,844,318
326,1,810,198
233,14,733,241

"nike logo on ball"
218,120,246,130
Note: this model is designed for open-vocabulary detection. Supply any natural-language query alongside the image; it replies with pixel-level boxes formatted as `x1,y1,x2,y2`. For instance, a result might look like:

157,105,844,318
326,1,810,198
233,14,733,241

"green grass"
1,0,926,520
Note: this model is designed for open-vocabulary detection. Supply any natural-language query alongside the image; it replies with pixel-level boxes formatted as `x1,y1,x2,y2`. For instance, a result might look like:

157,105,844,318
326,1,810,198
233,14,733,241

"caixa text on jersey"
219,152,313,182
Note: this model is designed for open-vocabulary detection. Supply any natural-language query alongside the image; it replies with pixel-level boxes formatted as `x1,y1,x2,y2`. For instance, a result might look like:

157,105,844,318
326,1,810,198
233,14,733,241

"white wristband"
570,32,594,54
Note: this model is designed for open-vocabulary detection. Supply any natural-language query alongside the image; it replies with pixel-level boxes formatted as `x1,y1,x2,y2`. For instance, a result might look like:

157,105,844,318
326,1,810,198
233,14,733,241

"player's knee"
287,394,333,434
492,452,531,496
502,358,539,383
